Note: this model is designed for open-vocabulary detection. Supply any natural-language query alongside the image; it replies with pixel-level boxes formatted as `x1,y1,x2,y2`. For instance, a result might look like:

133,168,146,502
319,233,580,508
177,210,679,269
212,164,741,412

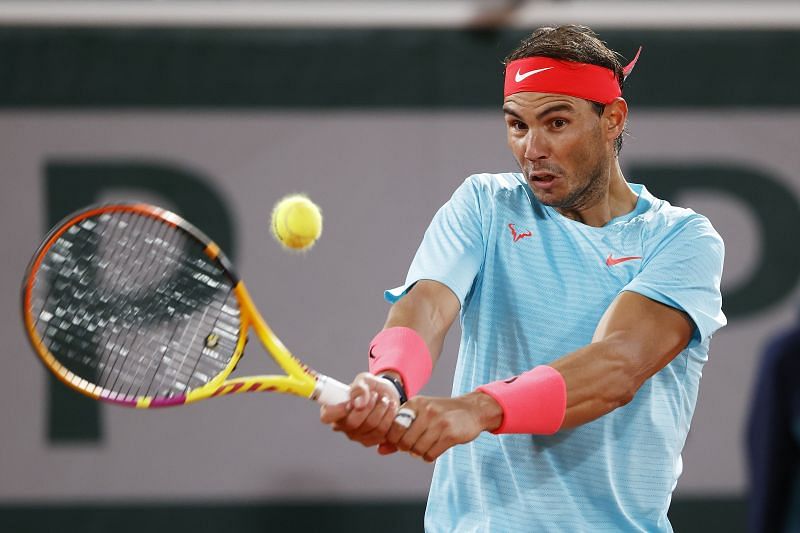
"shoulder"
640,192,724,253
461,172,527,198
455,173,529,216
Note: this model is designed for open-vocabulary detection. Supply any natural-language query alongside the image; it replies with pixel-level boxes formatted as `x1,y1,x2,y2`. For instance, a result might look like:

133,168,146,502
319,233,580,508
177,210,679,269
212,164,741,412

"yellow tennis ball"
271,194,323,250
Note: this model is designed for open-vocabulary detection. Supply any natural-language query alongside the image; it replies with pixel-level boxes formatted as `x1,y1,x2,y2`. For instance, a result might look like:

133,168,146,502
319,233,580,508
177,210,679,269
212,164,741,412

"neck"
557,159,637,227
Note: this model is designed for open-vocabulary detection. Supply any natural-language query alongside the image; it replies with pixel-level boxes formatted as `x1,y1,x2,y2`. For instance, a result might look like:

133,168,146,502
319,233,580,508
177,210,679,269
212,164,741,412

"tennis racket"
22,203,350,408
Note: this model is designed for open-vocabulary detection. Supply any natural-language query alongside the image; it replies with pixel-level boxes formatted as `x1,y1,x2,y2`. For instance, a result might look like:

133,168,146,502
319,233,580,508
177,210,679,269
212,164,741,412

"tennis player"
321,25,725,531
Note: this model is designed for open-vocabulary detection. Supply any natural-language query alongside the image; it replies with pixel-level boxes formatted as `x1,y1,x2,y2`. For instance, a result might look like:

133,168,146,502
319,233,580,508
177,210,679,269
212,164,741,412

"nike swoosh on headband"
514,67,554,82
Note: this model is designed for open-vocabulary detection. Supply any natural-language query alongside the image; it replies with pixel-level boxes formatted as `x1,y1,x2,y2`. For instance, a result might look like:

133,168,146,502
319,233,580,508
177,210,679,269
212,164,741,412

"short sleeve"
385,177,486,307
622,215,726,343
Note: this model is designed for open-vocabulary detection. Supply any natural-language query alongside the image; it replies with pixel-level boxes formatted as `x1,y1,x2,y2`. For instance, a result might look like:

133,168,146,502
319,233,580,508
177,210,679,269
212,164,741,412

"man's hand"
319,372,401,447
379,392,503,462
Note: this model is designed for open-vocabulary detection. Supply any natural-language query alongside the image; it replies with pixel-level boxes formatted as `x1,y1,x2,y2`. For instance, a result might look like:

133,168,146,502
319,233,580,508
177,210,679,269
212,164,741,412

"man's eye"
552,119,567,128
512,121,527,131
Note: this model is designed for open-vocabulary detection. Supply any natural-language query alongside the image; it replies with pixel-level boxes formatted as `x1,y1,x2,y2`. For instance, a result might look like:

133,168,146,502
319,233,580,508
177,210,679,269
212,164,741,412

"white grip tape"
313,374,351,405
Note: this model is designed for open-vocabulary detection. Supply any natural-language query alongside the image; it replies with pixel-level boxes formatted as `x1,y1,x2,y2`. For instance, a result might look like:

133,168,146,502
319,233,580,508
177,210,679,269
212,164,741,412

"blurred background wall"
0,2,798,532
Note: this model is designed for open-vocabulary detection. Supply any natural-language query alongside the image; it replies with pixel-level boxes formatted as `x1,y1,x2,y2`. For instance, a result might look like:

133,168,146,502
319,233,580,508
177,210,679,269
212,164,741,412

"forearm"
372,303,444,399
548,338,644,429
548,294,692,429
381,281,460,370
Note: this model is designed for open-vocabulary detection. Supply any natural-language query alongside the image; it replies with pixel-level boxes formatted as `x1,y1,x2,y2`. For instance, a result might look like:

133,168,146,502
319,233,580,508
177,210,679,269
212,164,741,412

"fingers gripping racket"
22,203,350,408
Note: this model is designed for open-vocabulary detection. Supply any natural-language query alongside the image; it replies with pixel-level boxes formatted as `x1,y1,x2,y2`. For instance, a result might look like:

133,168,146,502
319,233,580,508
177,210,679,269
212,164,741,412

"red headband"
503,47,641,104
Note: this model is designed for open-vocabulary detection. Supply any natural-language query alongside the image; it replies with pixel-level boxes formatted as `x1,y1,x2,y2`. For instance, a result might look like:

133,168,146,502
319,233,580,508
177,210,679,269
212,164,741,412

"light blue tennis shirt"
385,173,726,532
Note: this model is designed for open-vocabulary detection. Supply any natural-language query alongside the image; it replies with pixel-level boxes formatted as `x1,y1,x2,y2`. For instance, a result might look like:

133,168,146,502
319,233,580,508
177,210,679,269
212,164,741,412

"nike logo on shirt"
514,67,554,82
606,255,642,267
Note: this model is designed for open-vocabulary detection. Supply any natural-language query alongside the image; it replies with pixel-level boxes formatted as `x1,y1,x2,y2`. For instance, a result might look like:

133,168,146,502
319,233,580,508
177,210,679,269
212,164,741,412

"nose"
523,130,548,161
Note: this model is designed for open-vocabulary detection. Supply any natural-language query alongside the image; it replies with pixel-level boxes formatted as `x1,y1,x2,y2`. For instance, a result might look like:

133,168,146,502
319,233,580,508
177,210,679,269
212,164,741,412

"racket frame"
22,203,348,408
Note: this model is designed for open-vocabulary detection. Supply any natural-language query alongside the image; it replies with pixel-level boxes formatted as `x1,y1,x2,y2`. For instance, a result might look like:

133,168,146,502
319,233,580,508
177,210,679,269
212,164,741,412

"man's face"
503,92,612,210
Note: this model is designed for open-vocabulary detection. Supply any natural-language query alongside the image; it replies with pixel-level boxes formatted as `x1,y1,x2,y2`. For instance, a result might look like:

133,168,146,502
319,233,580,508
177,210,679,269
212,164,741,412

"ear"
603,97,628,145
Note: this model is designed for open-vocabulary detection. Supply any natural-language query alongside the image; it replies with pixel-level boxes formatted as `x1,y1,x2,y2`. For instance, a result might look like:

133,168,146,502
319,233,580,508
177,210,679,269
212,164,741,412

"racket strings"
30,209,242,400
32,215,124,380
103,212,188,395
96,213,238,397
32,211,156,383
140,270,236,398
94,211,178,393
117,214,199,399
97,211,164,391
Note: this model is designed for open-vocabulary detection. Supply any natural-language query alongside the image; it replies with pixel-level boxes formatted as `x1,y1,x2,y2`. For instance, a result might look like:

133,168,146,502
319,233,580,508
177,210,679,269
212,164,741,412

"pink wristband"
368,327,432,398
476,365,567,435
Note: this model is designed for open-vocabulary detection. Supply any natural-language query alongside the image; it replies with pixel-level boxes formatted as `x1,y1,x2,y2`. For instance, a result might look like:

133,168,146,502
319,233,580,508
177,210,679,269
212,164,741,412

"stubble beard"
548,158,609,211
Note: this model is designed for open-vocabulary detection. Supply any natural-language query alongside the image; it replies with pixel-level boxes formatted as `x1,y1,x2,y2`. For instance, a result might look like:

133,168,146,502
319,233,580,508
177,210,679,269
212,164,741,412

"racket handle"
312,374,351,405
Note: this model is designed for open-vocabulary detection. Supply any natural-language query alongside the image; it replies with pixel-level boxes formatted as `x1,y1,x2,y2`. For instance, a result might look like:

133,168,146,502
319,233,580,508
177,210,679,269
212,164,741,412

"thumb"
350,380,372,410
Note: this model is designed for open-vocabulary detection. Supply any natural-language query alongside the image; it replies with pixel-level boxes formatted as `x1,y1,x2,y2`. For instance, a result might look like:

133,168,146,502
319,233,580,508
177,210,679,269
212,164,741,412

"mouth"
528,171,559,189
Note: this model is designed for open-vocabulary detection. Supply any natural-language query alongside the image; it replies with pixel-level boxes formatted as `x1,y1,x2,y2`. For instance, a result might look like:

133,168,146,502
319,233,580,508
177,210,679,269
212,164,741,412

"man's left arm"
384,291,693,461
548,290,693,428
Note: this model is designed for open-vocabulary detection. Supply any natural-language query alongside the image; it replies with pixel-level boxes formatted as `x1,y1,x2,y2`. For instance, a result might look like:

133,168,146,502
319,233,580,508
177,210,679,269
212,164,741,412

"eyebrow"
535,104,575,120
502,106,523,120
502,103,576,121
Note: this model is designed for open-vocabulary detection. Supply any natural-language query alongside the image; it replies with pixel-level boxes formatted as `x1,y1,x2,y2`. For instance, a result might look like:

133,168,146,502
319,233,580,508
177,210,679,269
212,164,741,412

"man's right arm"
383,279,461,370
319,279,460,447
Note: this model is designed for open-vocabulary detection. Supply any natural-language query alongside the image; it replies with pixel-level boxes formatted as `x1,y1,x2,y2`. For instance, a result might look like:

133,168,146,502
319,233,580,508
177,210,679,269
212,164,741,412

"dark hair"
505,25,627,154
